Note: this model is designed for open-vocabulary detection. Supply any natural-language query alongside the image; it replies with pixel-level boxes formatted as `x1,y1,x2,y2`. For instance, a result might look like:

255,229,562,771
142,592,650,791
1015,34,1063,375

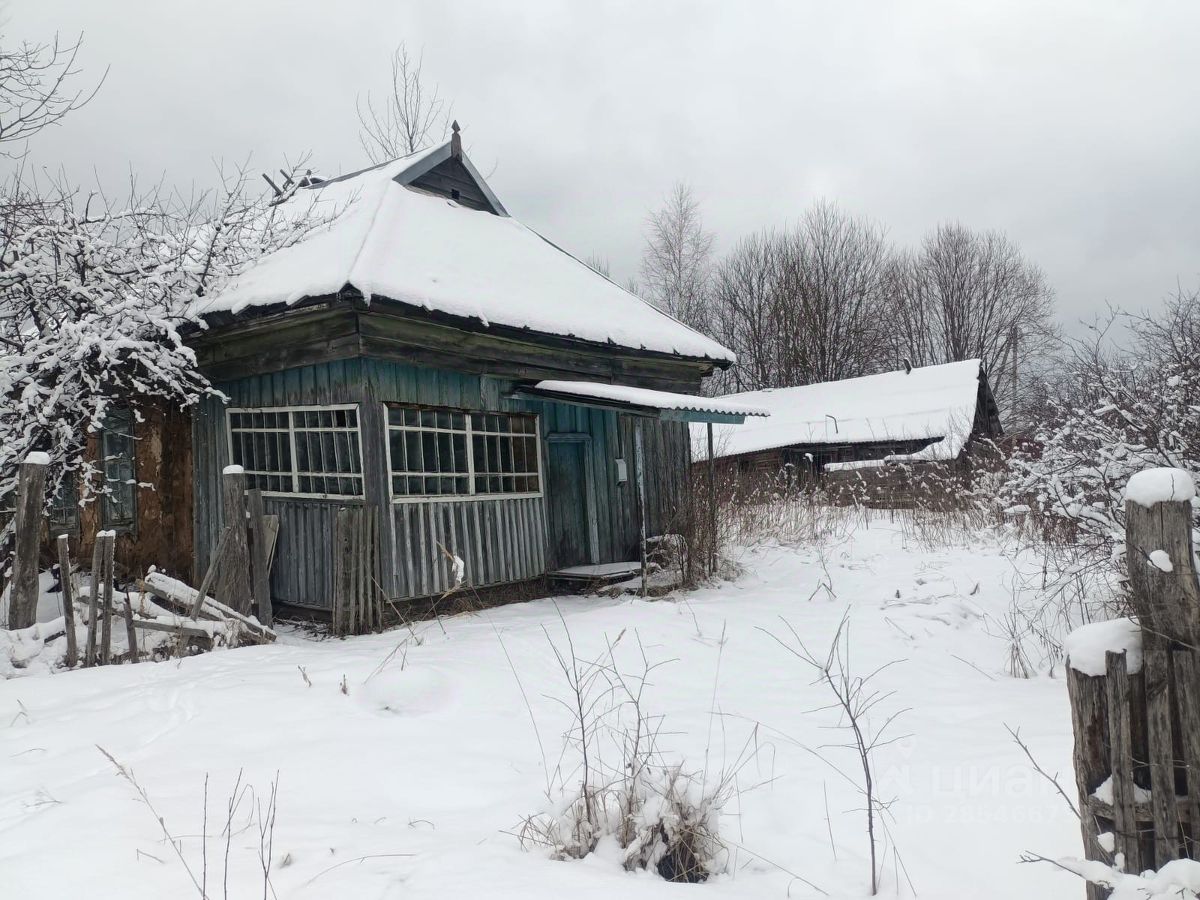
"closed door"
546,440,592,569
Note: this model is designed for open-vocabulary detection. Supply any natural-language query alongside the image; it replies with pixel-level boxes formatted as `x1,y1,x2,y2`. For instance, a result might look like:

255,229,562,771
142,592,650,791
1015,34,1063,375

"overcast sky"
9,1,1199,331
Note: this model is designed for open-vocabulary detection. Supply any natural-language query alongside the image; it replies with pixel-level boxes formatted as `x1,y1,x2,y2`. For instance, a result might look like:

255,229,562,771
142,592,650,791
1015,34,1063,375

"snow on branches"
1003,290,1200,584
0,163,334,555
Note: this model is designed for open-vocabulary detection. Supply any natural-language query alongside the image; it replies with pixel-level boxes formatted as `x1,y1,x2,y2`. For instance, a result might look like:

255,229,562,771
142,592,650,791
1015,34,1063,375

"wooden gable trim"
389,142,508,216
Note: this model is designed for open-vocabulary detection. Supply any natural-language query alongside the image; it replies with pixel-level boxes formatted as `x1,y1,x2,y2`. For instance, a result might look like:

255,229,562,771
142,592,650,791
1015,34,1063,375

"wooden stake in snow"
7,455,47,630
247,488,273,629
84,536,102,667
214,467,252,616
123,585,140,664
99,531,115,666
56,535,78,668
190,527,231,620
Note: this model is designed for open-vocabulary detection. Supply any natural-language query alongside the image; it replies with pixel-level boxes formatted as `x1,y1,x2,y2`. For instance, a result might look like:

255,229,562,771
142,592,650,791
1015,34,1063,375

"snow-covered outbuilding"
692,360,1002,503
167,128,755,613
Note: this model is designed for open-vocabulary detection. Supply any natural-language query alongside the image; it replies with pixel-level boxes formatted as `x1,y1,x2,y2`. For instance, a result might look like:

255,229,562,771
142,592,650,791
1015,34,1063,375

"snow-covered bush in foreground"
517,622,739,883
523,762,729,883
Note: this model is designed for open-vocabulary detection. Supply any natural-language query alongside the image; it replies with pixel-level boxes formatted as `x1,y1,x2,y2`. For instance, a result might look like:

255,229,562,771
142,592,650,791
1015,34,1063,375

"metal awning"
515,380,770,425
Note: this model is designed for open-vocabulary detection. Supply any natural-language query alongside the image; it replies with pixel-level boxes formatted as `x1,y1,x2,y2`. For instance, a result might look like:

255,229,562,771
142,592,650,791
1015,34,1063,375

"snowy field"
0,516,1087,899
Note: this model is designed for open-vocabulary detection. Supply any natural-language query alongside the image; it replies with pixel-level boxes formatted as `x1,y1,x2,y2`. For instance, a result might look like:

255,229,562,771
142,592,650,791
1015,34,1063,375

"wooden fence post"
247,488,273,628
55,535,78,668
84,537,102,667
1125,468,1200,650
214,467,252,616
99,532,115,666
7,455,47,630
1105,650,1141,873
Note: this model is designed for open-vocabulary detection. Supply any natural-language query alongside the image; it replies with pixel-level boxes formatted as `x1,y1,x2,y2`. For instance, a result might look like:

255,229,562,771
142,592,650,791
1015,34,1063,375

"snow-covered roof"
191,141,733,363
693,359,986,462
529,380,769,420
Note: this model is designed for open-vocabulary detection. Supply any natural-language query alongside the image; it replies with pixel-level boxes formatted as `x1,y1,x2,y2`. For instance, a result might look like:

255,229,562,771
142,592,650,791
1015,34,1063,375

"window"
387,405,540,499
49,476,80,535
227,406,364,497
101,408,137,531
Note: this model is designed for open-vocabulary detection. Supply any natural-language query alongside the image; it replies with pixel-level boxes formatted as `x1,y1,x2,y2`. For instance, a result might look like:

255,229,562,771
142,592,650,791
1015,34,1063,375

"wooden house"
53,128,758,617
693,360,1002,505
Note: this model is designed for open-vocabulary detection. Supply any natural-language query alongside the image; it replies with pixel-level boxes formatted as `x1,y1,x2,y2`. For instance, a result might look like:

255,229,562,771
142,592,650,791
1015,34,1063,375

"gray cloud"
10,0,1199,330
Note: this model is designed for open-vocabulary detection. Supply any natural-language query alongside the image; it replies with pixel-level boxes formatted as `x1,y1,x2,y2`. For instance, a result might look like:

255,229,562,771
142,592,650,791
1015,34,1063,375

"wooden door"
546,440,592,569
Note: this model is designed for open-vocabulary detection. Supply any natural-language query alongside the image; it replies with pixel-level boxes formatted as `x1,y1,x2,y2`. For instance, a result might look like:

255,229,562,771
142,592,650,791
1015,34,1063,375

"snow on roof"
191,142,733,363
531,380,770,418
692,359,985,461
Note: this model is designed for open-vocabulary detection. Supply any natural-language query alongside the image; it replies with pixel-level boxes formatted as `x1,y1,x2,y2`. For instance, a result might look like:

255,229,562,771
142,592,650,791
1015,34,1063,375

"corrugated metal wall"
193,357,688,611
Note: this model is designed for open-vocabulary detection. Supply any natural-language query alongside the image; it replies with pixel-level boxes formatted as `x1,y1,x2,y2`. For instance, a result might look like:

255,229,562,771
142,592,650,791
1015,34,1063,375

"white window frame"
385,404,544,504
226,404,366,500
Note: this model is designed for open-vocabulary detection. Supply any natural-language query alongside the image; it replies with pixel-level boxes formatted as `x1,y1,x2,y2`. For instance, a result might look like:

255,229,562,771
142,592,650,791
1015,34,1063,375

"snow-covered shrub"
524,763,729,882
518,623,735,882
1002,288,1200,601
0,168,334,562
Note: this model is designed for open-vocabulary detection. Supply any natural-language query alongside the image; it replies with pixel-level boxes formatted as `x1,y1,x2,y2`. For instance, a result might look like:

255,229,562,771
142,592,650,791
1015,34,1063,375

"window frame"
226,404,366,500
385,403,543,504
100,407,138,533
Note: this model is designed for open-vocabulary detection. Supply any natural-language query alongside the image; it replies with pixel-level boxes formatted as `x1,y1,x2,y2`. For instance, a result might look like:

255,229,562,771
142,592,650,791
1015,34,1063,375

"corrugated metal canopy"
518,380,770,425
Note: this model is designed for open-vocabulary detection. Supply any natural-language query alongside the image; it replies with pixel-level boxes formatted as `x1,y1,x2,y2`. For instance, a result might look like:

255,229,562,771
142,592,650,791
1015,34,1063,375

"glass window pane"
406,432,423,472
389,431,406,473
452,434,467,473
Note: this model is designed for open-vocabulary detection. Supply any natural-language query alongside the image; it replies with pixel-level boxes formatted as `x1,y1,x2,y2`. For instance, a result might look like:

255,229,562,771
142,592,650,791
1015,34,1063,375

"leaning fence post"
214,466,252,616
247,488,273,629
55,535,78,668
7,454,48,630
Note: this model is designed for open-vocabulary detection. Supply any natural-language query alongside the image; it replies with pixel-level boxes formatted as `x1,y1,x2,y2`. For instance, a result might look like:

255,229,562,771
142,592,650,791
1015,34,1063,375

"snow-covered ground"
0,517,1087,898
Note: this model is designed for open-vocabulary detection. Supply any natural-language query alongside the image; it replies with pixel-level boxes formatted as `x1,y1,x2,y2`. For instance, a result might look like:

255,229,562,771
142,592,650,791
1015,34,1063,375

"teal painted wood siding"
193,358,688,610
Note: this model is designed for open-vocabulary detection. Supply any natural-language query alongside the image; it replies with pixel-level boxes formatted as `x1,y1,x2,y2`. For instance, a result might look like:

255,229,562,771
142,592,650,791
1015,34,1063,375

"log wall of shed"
193,358,689,610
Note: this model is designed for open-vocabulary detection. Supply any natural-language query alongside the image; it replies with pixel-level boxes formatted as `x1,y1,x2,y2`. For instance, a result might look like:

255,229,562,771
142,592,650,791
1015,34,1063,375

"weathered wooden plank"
143,572,275,643
247,489,273,628
55,535,78,668
132,618,219,640
1145,648,1181,864
1174,650,1200,857
122,590,140,663
100,533,115,666
7,459,47,630
1107,650,1141,873
1067,663,1110,889
84,533,102,667
190,528,231,619
215,469,252,615
1126,494,1200,650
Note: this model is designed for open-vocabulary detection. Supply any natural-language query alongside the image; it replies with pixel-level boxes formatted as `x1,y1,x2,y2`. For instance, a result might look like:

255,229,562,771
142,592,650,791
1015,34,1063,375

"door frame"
545,432,600,566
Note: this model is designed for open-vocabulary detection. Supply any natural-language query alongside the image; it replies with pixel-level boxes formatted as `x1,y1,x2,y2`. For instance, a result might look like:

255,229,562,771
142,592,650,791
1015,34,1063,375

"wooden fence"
1068,471,1200,898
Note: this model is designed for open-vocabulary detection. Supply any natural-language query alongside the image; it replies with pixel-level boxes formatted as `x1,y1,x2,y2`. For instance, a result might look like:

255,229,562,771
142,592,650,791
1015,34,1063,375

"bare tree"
707,202,892,392
639,182,714,329
356,43,449,163
707,230,784,392
889,223,1056,415
0,32,105,154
